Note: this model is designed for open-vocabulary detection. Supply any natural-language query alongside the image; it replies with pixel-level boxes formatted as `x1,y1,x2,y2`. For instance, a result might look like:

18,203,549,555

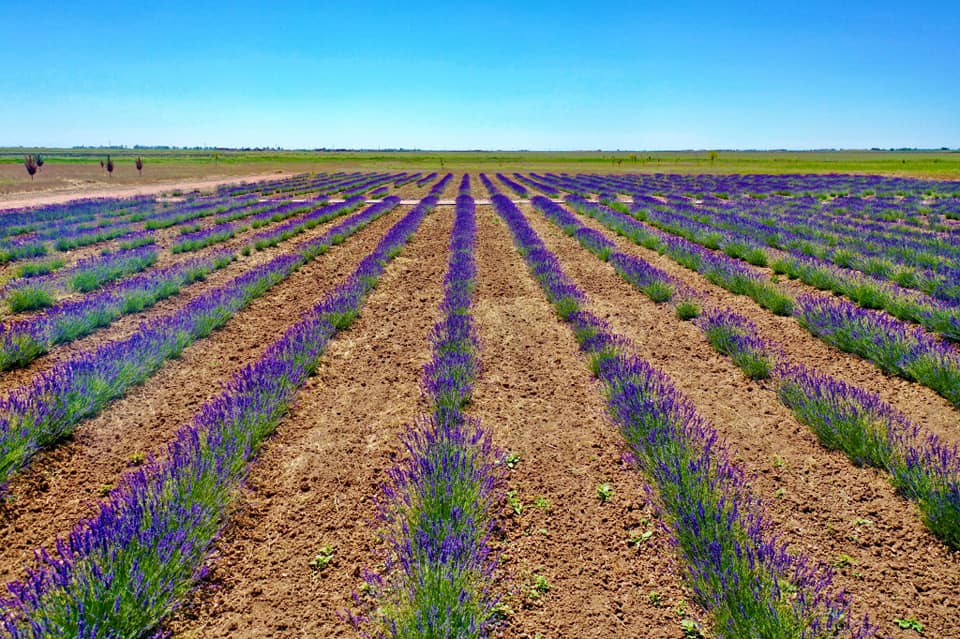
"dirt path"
165,209,451,638
473,205,694,638
0,207,407,582
0,172,293,210
523,204,960,639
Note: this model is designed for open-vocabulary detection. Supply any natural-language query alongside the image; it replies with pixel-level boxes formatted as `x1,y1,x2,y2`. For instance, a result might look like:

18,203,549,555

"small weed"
528,574,551,599
894,617,924,634
97,484,114,497
129,452,145,467
772,454,785,469
309,545,335,571
491,601,514,620
833,553,856,569
596,482,614,503
681,619,705,639
533,496,551,511
629,530,654,547
647,590,663,607
504,452,521,469
774,487,786,499
506,489,523,515
854,518,874,527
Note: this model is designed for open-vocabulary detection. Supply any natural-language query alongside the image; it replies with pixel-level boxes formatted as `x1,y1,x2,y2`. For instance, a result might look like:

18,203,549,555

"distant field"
2,148,959,198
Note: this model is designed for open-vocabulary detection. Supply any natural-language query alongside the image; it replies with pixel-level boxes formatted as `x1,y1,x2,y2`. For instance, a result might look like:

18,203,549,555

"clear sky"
2,1,957,150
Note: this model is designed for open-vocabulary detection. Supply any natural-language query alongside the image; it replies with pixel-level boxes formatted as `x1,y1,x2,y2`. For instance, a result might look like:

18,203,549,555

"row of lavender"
525,173,960,327
0,197,367,372
0,174,433,375
620,193,960,335
542,194,960,407
0,197,435,638
2,173,395,312
0,197,403,488
530,172,960,199
1,171,396,270
528,193,960,550
490,192,870,639
358,194,502,638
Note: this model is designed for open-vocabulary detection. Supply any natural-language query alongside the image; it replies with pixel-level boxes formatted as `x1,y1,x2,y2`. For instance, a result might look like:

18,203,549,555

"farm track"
0,206,406,582
522,204,960,638
567,204,960,443
164,208,451,638
0,203,343,389
471,206,691,638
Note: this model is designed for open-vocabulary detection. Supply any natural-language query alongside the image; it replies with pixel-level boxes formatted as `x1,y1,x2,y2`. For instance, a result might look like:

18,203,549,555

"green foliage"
596,482,614,503
7,285,55,312
675,299,701,320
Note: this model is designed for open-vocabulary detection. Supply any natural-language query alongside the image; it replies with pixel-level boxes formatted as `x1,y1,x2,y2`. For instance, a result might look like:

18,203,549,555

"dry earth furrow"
523,204,960,639
0,206,407,581
0,203,379,390
164,208,451,638
474,206,693,639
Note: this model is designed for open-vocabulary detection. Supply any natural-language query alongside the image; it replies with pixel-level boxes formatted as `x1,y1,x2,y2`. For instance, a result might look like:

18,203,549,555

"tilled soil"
522,203,960,639
3,182,959,638
165,209,452,638
0,206,408,582
472,206,696,638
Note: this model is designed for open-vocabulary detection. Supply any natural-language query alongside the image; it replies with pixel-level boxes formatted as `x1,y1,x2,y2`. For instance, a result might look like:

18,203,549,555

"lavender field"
0,170,958,638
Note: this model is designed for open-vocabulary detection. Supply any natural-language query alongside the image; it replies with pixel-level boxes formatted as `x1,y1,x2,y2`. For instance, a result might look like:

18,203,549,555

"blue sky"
2,1,957,149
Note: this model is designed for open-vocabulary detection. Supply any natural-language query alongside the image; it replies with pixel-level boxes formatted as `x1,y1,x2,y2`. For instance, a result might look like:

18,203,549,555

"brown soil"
523,204,960,639
0,207,408,582
3,179,958,639
473,206,694,638
167,203,699,639
164,209,451,638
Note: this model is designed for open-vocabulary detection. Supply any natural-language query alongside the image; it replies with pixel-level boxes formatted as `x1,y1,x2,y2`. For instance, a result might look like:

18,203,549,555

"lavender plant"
361,195,502,639
0,197,436,639
777,364,960,548
0,250,233,371
795,294,960,406
0,200,402,487
491,193,868,639
698,308,775,380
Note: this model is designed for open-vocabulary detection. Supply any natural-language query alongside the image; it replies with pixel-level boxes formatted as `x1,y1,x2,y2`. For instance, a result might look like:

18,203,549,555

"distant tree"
100,159,105,170
136,156,144,176
106,155,114,177
629,154,638,163
24,155,38,180
36,154,44,171
709,150,719,162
